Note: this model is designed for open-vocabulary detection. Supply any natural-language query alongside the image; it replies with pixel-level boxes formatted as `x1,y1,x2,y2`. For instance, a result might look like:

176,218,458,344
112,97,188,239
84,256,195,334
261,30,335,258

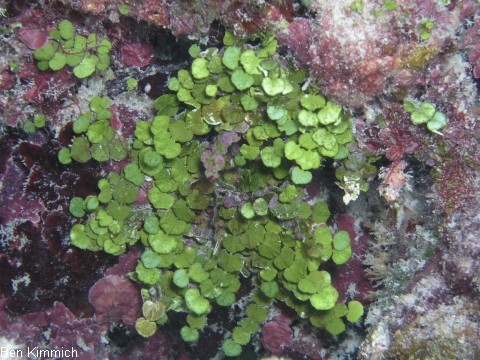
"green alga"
62,31,362,358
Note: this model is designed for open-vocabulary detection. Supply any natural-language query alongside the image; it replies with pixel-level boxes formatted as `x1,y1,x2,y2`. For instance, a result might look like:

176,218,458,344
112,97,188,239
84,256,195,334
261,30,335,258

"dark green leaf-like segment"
403,99,447,134
33,20,112,78
65,31,360,356
165,36,352,184
59,96,126,165
23,120,36,135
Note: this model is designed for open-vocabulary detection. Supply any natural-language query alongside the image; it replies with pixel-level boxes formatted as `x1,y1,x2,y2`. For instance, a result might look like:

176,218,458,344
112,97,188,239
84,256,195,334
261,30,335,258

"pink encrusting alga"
88,275,142,325
276,0,476,108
